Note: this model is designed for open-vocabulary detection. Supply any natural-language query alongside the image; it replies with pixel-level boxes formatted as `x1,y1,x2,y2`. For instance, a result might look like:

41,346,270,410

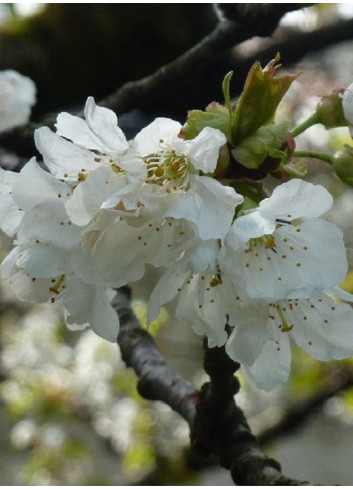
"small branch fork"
114,287,309,485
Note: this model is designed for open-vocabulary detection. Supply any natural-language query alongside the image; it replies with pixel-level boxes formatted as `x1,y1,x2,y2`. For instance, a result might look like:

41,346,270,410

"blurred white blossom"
0,70,36,133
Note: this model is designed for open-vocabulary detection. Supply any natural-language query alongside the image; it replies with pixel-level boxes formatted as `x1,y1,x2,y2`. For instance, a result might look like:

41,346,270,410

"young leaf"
182,102,232,141
232,55,299,144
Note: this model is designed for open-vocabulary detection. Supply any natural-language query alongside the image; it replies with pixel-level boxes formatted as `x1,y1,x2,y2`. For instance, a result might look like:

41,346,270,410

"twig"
258,367,353,446
225,16,353,86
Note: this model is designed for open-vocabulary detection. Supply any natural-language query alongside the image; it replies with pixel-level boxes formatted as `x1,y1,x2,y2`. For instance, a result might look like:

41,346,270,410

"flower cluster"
1,72,353,391
0,70,36,133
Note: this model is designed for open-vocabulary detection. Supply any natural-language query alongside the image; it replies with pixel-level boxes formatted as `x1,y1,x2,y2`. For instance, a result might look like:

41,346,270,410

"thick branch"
0,4,303,159
100,5,303,115
191,344,309,485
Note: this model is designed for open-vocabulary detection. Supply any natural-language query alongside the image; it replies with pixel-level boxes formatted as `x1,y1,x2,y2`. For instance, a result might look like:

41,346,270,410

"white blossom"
0,158,119,341
342,82,353,136
34,97,132,183
219,179,348,301
226,292,353,391
131,117,242,240
0,70,36,133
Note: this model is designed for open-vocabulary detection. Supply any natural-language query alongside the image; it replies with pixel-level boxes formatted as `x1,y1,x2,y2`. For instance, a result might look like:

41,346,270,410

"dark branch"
258,366,353,446
99,5,303,115
226,16,353,82
191,343,309,485
114,286,198,428
0,4,304,159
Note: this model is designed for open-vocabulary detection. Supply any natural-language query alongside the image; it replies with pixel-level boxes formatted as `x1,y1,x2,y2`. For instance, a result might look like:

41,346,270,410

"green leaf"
182,103,232,142
232,55,299,143
231,121,288,169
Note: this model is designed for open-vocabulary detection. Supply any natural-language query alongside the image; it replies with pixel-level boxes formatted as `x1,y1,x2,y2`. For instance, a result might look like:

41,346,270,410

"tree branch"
191,343,309,485
258,366,353,446
114,286,198,428
0,4,304,160
114,288,310,485
99,5,303,115
225,16,353,86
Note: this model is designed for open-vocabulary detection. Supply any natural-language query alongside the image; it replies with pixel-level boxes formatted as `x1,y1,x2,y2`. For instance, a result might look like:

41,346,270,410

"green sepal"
182,102,232,142
231,121,289,169
232,55,300,143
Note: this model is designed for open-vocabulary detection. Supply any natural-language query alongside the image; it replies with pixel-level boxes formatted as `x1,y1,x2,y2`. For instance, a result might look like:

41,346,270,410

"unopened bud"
333,145,353,186
316,89,346,128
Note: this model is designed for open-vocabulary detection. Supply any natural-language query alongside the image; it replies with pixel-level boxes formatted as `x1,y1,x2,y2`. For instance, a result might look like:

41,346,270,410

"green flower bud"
333,145,353,186
316,89,346,128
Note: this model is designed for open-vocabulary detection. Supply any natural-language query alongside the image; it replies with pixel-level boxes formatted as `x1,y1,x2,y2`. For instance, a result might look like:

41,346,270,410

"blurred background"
1,3,353,485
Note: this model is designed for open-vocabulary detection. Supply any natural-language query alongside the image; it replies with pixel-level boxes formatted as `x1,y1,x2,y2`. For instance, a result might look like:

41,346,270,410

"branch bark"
115,286,197,428
258,367,353,446
99,5,303,115
0,4,304,159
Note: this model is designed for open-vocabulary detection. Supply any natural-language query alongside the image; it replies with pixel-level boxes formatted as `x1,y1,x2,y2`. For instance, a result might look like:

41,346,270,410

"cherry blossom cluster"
1,90,353,391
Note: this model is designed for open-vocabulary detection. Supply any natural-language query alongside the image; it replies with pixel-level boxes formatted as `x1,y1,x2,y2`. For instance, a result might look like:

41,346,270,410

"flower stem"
293,150,334,165
291,112,321,138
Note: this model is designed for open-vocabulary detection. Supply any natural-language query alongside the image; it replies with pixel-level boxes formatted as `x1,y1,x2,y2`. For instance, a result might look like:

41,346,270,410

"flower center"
247,235,276,252
143,144,190,193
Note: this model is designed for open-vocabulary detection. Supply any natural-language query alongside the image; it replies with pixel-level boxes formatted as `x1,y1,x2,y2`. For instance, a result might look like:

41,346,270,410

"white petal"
221,218,348,301
16,243,73,278
242,335,291,392
176,275,228,347
226,210,274,248
34,127,99,181
0,166,19,188
0,249,53,303
135,117,182,155
9,270,54,303
83,97,129,154
17,198,81,250
148,267,189,323
56,112,111,153
72,217,164,287
62,277,119,341
12,157,69,211
164,176,240,240
0,193,24,236
343,83,353,125
0,70,36,132
288,296,353,360
260,179,333,220
225,303,275,366
275,219,347,291
179,127,226,173
66,165,136,226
